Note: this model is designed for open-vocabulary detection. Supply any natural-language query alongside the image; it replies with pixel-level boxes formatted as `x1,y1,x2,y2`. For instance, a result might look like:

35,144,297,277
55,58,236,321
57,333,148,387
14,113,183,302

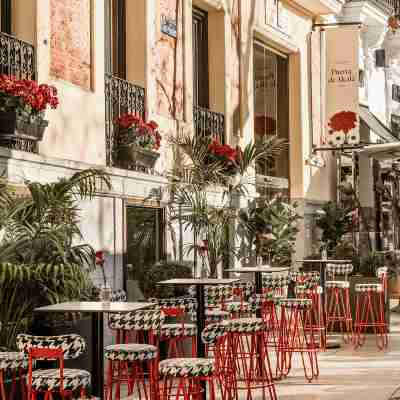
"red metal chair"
0,352,27,400
16,334,90,400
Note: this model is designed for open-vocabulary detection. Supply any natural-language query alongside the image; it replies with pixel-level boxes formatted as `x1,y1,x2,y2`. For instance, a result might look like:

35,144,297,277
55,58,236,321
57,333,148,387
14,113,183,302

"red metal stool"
325,263,353,343
0,352,26,400
353,283,388,350
275,298,319,382
296,284,327,350
226,318,276,400
105,343,158,400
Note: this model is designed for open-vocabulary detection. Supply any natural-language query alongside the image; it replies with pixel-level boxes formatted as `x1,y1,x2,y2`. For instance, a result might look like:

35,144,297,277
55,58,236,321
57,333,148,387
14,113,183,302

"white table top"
297,259,352,264
35,301,154,313
226,267,290,273
158,278,240,286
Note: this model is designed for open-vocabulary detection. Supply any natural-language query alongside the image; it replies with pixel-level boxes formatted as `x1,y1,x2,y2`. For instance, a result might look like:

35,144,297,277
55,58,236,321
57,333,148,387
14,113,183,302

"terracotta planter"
117,144,159,169
0,110,48,141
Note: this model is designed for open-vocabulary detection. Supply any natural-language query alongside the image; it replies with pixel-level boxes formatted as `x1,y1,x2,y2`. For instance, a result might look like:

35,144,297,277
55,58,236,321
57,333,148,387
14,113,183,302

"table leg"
196,285,207,400
91,312,104,399
320,262,326,325
255,272,262,318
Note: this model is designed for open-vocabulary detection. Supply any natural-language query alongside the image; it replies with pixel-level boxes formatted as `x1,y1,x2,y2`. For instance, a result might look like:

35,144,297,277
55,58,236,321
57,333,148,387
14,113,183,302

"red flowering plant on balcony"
206,138,241,176
0,74,58,123
116,113,161,151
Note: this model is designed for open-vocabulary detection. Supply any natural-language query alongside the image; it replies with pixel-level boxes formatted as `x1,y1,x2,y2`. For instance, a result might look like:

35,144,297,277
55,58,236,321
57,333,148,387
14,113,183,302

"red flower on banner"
328,111,357,135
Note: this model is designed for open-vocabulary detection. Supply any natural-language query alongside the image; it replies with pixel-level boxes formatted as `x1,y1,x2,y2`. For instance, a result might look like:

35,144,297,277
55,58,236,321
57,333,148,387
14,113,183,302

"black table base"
91,312,104,399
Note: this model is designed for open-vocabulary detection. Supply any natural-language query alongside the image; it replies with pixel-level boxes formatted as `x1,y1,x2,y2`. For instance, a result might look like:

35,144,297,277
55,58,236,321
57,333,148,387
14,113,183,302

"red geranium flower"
95,250,105,266
328,111,357,135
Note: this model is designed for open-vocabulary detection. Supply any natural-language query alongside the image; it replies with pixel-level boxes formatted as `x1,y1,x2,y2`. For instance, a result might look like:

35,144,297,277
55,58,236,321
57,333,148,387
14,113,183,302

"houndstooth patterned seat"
276,298,313,309
0,352,27,370
225,318,265,333
263,274,291,289
105,343,157,362
150,297,197,313
160,323,197,338
326,281,350,289
296,284,323,295
30,369,90,392
159,358,214,377
108,309,165,332
111,289,127,302
232,281,255,298
205,309,229,322
326,263,353,276
224,301,250,313
201,323,227,345
355,283,383,293
291,271,320,285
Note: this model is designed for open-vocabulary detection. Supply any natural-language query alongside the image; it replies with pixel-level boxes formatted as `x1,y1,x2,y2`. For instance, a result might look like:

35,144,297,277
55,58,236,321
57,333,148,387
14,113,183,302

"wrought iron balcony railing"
345,0,400,13
104,73,146,168
193,105,225,144
0,32,35,80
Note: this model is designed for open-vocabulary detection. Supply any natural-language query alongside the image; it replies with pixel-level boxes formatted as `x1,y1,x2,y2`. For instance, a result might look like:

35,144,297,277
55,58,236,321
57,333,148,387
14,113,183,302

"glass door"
125,206,164,297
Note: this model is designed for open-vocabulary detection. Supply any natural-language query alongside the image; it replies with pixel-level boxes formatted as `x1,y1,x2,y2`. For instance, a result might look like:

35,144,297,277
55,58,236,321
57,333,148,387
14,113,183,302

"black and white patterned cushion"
105,344,157,362
159,358,214,377
0,352,27,370
201,323,226,345
108,309,165,331
326,263,353,276
277,298,313,309
232,281,255,298
205,285,233,306
224,301,250,313
111,290,127,302
160,323,197,338
149,297,197,313
263,274,291,289
355,283,383,293
326,280,350,289
377,267,388,278
205,309,229,322
28,369,90,392
291,271,320,285
16,335,86,360
225,318,265,333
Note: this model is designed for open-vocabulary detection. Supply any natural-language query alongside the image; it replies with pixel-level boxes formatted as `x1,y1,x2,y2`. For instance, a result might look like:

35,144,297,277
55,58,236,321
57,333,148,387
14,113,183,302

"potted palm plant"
0,74,58,144
114,113,161,169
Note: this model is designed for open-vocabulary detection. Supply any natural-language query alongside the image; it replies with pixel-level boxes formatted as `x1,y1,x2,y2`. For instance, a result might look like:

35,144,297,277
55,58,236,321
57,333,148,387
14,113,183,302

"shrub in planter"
0,74,58,142
114,113,161,169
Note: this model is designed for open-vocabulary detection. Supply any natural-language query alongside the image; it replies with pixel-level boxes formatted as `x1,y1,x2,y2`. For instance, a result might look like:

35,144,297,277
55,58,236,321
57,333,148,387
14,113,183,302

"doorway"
125,206,164,298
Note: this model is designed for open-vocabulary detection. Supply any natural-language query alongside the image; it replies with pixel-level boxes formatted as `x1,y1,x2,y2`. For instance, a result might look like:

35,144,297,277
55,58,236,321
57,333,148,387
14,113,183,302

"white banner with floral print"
324,27,359,147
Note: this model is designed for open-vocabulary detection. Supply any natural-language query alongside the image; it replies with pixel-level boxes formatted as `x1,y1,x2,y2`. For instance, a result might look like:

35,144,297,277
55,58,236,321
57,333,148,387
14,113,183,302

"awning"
359,104,398,143
357,142,400,160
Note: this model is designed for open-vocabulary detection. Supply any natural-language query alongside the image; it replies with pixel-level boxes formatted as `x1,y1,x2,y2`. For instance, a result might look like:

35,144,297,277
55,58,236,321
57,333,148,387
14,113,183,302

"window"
375,49,386,68
359,69,365,88
393,84,400,103
192,6,209,108
391,114,400,138
253,41,289,198
1,0,11,34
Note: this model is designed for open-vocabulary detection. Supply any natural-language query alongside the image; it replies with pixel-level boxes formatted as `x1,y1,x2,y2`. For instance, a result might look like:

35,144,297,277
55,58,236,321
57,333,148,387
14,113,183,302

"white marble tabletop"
35,301,154,313
296,259,352,264
226,267,290,273
157,278,240,286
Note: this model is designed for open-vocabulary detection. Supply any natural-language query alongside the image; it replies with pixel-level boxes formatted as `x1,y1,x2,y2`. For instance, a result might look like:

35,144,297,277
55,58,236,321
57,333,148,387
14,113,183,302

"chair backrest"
263,274,291,290
232,281,255,299
111,289,127,302
201,323,227,346
290,271,320,287
149,297,197,313
326,263,353,279
108,309,165,332
16,334,86,360
205,285,233,306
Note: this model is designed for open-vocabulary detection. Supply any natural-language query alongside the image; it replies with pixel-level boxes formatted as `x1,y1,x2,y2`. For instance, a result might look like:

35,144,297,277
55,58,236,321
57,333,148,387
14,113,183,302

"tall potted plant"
0,74,58,144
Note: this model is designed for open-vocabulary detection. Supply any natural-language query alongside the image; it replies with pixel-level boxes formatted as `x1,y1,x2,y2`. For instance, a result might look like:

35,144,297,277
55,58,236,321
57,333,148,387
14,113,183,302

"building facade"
5,0,397,293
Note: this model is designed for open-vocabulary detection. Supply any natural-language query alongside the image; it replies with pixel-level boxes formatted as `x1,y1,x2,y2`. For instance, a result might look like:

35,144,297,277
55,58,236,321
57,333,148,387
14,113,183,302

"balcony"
104,73,146,170
193,105,225,144
292,0,345,15
0,32,36,153
345,0,399,13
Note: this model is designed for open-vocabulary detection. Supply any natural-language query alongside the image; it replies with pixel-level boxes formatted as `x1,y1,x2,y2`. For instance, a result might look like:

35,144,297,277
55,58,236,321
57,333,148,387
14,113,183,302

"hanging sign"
324,27,360,147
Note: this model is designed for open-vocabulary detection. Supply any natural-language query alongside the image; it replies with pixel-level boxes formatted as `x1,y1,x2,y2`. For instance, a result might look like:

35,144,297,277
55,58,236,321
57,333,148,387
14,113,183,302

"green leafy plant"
0,169,111,347
139,261,192,299
352,251,385,277
239,195,301,267
315,201,353,256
